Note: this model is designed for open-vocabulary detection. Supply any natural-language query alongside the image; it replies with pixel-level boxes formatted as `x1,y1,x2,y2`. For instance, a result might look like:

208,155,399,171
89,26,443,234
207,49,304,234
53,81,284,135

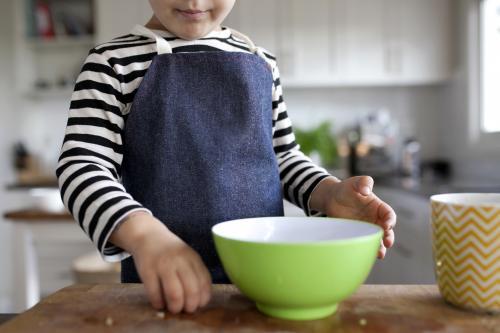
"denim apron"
120,26,284,283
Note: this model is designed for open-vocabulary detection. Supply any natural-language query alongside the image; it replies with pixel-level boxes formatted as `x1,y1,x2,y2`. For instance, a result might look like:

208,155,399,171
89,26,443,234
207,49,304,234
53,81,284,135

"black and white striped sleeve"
56,49,152,262
271,64,335,216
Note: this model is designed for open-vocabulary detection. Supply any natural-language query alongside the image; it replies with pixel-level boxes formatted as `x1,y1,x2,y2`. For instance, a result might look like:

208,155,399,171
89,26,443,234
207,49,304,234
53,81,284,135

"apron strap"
228,28,270,65
132,25,173,54
131,25,270,66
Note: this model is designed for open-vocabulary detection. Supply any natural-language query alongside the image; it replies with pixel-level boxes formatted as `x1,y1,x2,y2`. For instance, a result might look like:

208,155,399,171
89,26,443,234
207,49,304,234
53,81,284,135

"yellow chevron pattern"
431,200,500,313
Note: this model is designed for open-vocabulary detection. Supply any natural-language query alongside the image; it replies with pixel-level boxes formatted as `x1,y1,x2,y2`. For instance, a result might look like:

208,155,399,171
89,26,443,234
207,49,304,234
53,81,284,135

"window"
480,0,500,133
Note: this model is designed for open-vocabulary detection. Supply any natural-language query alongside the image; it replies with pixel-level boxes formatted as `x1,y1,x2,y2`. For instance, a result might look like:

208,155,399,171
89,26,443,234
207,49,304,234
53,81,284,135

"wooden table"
0,284,498,332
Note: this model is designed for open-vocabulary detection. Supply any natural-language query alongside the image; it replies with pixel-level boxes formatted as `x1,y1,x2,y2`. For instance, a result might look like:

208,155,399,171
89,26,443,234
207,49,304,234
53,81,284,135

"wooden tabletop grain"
0,284,497,333
3,209,73,221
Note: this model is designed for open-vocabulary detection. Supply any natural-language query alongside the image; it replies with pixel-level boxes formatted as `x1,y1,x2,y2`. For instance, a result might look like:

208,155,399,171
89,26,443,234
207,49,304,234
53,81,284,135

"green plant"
294,122,338,168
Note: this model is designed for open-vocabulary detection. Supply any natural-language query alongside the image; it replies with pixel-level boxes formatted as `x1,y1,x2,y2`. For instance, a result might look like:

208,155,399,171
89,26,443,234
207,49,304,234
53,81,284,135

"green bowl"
212,216,382,320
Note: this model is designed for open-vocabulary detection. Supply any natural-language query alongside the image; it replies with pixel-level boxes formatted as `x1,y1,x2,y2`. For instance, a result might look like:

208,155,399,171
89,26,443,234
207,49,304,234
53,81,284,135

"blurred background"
0,0,499,313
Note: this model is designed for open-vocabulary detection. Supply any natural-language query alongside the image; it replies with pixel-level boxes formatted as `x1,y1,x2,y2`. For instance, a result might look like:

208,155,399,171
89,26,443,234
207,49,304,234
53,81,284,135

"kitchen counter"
4,208,73,221
0,284,497,332
374,176,500,198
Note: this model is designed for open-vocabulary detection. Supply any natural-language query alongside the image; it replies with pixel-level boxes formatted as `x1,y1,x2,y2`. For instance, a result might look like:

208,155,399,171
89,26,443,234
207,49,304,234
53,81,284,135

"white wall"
439,0,500,183
0,0,69,312
0,0,16,312
284,85,444,160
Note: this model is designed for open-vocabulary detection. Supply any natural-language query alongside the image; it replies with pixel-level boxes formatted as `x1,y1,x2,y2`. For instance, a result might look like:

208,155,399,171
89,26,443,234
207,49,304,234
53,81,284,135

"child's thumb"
354,176,374,196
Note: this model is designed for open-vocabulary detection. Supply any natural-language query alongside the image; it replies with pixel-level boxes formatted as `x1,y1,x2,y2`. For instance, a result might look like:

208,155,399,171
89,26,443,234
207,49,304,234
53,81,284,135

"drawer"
366,186,435,284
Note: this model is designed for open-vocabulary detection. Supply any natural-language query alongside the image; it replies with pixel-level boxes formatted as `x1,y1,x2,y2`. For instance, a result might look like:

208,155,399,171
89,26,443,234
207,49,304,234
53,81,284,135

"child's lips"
176,9,208,20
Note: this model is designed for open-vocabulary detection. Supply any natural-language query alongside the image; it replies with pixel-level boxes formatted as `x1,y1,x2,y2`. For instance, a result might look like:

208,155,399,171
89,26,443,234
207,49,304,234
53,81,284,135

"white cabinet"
33,224,96,297
339,0,387,83
10,220,96,312
226,0,453,87
384,0,453,84
366,187,436,284
286,0,332,81
14,0,454,93
89,0,456,86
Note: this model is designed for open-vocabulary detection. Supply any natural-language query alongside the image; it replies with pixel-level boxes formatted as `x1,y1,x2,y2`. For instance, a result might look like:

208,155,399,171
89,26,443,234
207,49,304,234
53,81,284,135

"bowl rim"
211,216,383,246
430,193,500,207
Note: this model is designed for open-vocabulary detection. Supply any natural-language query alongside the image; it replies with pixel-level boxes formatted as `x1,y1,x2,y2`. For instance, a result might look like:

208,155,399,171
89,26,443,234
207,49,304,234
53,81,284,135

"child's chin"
177,25,215,40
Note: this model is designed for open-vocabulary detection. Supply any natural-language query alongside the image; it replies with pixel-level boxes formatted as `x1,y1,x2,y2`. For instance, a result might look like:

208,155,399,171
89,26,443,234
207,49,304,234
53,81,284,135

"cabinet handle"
384,46,393,74
394,46,403,74
385,44,403,74
278,50,295,78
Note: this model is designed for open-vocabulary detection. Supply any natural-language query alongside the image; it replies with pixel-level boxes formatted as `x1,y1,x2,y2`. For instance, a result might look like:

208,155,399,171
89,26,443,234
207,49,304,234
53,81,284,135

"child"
57,0,396,315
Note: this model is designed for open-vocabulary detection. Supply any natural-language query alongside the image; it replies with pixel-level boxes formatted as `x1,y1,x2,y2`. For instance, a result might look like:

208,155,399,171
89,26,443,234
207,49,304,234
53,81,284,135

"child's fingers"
161,271,184,314
189,260,212,307
355,176,374,196
383,229,395,248
142,272,165,310
378,200,397,231
177,265,201,313
377,243,387,259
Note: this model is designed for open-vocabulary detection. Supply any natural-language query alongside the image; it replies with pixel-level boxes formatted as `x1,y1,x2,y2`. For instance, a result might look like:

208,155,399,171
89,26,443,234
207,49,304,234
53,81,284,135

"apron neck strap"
132,25,173,54
131,25,268,62
228,28,268,61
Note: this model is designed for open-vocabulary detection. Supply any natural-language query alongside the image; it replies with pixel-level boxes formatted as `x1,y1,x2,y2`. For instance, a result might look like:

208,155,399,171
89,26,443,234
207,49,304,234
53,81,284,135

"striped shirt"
56,25,332,261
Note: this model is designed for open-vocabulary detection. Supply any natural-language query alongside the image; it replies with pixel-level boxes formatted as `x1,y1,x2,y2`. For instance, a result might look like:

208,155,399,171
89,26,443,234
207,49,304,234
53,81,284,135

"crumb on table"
105,317,114,326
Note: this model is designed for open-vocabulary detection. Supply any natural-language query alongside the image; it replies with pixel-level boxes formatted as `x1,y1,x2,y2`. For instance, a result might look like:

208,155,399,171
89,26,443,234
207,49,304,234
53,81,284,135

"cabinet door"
286,0,331,82
287,0,452,85
340,0,386,83
390,0,453,83
366,187,435,284
93,0,452,85
95,0,153,43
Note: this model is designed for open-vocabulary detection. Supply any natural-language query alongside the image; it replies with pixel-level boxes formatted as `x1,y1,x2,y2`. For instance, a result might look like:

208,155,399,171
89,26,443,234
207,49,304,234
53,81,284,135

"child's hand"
310,176,397,259
110,212,212,313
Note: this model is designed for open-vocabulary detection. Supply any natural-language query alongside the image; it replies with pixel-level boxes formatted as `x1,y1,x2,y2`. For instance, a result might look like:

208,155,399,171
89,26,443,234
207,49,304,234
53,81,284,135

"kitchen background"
0,0,499,313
